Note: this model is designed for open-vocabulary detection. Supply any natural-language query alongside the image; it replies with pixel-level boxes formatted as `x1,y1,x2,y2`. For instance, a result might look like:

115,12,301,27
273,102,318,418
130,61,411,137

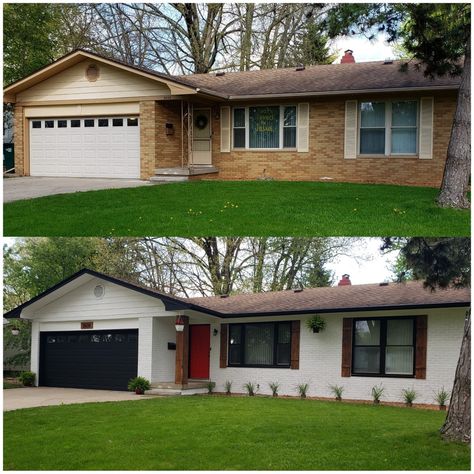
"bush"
330,384,344,401
269,382,280,397
224,380,232,395
371,384,384,404
243,382,258,396
402,388,417,406
127,376,151,394
206,381,216,394
296,383,310,399
20,371,35,387
434,387,450,407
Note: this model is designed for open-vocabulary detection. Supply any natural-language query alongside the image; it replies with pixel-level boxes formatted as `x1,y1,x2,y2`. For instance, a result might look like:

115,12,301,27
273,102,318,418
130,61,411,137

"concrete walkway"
3,387,148,411
4,176,153,203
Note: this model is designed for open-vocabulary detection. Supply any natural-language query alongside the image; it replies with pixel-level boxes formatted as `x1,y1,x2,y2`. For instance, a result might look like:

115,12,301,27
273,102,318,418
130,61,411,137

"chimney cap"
338,274,352,286
341,50,355,64
344,49,353,54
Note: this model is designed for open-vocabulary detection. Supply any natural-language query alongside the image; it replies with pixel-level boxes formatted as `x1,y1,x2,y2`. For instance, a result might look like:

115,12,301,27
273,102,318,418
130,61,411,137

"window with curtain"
352,317,415,376
232,106,297,149
228,322,292,367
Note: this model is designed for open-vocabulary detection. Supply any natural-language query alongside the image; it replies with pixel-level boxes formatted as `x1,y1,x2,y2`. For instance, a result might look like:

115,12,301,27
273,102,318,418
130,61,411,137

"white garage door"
30,117,140,178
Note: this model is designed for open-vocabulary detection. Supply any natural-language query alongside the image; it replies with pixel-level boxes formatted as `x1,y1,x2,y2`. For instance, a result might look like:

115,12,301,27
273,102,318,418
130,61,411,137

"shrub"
206,381,216,394
402,388,417,406
305,315,326,333
296,383,310,399
127,376,151,394
243,382,258,396
224,380,232,395
269,382,280,397
434,387,451,407
330,384,344,401
371,384,384,404
20,371,35,387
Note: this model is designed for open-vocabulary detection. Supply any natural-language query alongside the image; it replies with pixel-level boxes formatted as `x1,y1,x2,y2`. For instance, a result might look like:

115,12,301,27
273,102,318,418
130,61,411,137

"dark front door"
39,329,138,391
188,324,210,379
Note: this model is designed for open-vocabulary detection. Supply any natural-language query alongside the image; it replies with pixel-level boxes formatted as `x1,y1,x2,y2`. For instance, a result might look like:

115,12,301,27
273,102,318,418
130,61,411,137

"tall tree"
325,3,471,209
382,237,470,443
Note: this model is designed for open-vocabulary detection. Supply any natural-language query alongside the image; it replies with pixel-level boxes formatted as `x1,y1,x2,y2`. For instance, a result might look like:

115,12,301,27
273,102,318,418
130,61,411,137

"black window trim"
351,316,416,378
228,321,292,368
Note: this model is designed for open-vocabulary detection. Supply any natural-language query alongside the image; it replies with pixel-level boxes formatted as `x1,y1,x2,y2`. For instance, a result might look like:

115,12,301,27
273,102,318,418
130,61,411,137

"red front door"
189,324,210,379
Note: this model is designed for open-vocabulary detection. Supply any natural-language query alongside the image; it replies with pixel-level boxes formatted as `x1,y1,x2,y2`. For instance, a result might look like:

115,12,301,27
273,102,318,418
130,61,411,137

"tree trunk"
437,49,471,209
440,311,470,443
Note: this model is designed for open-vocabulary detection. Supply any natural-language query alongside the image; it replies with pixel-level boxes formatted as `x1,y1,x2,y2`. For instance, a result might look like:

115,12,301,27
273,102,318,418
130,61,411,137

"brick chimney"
338,274,352,286
341,49,355,64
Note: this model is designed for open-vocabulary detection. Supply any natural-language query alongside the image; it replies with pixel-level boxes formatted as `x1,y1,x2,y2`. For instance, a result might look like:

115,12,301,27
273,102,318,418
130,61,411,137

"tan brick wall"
194,91,457,187
139,100,158,179
154,101,183,169
13,105,25,175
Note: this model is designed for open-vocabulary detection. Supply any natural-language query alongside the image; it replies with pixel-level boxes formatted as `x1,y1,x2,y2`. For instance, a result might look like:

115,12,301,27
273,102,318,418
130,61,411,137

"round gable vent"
93,284,105,298
86,64,100,82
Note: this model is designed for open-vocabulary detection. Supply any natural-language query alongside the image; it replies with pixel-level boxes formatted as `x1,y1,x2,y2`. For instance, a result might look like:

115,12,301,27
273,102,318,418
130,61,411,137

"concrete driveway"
3,387,147,411
4,176,153,203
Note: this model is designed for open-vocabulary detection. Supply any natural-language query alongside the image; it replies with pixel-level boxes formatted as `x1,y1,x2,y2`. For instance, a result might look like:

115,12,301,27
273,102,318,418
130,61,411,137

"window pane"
283,127,296,148
392,101,417,127
385,347,414,374
98,118,109,127
229,345,241,364
277,323,291,344
386,319,413,345
229,325,241,345
71,120,81,128
113,118,123,127
233,129,245,148
84,119,94,127
45,120,54,128
127,118,138,127
354,320,380,345
249,106,279,148
284,106,296,126
233,108,245,128
353,347,380,373
58,120,67,128
360,102,385,127
360,129,385,154
244,323,274,365
32,121,41,129
391,129,416,154
276,344,290,366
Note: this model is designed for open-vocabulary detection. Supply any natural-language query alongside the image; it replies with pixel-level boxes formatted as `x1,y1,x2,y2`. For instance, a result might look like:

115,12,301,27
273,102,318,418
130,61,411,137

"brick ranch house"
4,268,469,405
3,49,460,186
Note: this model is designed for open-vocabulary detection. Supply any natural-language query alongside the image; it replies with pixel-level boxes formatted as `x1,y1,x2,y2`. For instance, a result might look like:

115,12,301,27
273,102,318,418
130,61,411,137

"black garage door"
39,329,138,391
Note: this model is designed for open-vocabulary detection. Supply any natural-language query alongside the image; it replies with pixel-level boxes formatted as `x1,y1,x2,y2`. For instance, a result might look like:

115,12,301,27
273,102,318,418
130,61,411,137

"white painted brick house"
5,269,468,405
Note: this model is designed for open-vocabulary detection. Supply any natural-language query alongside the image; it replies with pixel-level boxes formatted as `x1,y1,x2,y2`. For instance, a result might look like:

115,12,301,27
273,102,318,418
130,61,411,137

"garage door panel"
39,329,138,391
30,117,140,178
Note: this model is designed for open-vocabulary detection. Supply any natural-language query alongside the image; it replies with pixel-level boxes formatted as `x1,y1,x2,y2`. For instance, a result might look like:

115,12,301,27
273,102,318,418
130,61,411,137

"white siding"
208,308,465,404
152,317,177,382
17,60,170,103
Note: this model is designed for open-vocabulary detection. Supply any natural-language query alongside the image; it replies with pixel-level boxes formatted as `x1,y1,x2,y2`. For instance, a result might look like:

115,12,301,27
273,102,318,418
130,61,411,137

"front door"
192,109,212,165
189,324,210,379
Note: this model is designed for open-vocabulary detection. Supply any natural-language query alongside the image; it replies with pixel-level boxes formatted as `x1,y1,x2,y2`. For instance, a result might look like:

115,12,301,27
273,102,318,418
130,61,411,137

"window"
127,118,138,127
228,322,292,367
232,105,297,149
98,118,109,127
45,120,54,128
32,121,41,129
113,118,123,127
359,100,418,155
84,119,95,127
71,120,81,128
352,317,415,376
58,120,67,128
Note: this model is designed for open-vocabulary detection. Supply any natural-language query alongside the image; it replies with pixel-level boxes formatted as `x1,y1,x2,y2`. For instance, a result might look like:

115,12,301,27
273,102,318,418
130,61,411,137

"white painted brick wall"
152,317,176,382
137,317,154,380
208,308,465,404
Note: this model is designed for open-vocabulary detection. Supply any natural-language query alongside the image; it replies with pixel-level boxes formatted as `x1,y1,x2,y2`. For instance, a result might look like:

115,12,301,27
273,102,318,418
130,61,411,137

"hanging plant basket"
306,315,326,333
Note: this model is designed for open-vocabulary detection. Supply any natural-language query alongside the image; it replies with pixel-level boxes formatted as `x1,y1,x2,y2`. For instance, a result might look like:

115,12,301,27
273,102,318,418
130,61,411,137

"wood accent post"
341,318,353,377
220,323,228,368
175,315,189,385
415,315,428,379
290,320,300,369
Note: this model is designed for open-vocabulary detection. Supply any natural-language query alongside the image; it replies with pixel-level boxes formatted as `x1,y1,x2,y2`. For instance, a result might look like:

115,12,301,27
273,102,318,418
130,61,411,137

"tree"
325,3,471,209
382,237,470,443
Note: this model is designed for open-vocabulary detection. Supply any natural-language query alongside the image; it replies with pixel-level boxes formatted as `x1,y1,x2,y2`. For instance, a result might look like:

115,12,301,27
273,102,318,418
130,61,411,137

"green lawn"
3,396,469,470
3,181,469,236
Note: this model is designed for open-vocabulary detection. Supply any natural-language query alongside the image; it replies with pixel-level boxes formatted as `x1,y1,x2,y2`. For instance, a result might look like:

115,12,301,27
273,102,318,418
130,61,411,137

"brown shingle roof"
176,60,460,98
186,281,470,316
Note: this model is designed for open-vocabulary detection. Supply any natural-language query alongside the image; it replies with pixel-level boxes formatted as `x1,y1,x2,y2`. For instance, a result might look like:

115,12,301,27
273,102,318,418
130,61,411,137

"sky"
333,35,397,63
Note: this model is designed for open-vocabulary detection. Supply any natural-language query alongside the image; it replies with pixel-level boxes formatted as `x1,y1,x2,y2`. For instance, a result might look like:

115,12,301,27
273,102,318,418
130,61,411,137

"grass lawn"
3,181,469,236
3,396,469,470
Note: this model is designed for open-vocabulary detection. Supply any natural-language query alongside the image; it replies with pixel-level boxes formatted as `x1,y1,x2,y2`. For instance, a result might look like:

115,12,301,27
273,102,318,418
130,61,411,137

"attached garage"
39,329,138,391
30,116,140,178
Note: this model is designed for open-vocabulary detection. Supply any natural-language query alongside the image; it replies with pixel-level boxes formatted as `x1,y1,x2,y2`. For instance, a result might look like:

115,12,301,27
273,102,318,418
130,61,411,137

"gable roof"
4,268,470,320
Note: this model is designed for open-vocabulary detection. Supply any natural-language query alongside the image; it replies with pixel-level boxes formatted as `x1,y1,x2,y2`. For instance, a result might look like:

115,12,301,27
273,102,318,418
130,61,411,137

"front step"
150,175,189,183
145,381,209,396
151,166,219,183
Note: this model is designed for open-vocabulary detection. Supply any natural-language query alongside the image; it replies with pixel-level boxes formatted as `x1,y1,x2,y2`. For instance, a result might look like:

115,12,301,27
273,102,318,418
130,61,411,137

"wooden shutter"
220,106,231,153
220,323,228,368
290,320,300,369
415,315,427,379
297,103,310,152
341,318,353,377
419,97,434,159
344,100,358,159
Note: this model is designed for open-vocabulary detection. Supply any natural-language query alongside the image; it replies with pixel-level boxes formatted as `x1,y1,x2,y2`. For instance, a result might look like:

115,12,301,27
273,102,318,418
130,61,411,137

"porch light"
175,315,185,332
213,328,219,336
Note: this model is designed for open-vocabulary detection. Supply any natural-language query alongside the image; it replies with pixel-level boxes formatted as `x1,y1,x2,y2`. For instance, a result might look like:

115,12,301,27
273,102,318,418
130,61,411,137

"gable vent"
93,284,105,298
86,64,100,82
